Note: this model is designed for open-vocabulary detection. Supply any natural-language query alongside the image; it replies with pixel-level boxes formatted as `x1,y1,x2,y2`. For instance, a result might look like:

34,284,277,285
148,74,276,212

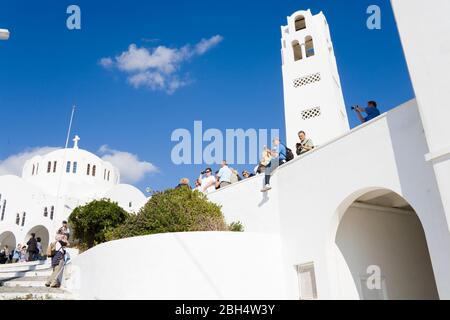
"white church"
1,0,450,300
0,136,147,252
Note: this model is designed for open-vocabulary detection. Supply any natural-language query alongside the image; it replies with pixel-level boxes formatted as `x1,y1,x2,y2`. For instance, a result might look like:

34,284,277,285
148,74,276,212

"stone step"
1,276,48,288
0,269,52,279
0,262,52,273
0,286,71,300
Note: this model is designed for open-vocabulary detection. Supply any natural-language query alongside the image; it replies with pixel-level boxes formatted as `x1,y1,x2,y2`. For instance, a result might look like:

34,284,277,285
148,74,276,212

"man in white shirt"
198,168,217,194
217,161,232,188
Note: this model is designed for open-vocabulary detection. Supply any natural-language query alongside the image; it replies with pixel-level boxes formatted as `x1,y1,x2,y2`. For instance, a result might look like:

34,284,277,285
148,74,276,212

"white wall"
391,0,450,233
209,100,450,299
335,205,438,300
65,232,286,300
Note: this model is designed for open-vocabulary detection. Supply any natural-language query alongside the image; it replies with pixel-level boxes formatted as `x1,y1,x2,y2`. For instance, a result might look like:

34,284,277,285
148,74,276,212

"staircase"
0,260,73,300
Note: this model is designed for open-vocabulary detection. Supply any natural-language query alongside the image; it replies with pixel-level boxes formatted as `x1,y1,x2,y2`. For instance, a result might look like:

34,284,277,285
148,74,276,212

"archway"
24,225,50,254
0,231,16,250
333,189,439,300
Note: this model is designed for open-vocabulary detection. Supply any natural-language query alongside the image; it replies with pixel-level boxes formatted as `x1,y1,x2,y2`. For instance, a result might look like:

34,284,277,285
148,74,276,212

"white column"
391,0,450,232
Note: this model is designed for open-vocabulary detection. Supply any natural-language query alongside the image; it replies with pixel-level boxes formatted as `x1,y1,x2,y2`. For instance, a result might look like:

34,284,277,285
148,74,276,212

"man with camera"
296,131,314,156
198,168,217,194
352,100,381,123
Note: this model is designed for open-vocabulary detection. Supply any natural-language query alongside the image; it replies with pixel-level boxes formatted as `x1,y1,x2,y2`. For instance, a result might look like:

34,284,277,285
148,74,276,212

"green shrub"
69,199,129,249
107,187,243,241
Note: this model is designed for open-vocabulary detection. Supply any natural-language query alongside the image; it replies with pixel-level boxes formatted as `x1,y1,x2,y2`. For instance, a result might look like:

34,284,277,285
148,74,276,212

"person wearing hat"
198,168,217,194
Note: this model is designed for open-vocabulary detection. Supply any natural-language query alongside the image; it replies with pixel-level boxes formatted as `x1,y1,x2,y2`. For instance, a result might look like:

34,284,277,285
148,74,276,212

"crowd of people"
175,100,380,194
0,221,70,287
175,132,316,194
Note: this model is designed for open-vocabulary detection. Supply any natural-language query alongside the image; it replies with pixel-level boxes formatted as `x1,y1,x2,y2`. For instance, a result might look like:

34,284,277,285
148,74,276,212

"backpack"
46,242,57,257
281,143,294,162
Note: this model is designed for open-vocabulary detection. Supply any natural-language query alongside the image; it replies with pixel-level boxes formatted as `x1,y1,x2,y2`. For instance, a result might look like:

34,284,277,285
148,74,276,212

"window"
293,41,302,61
295,15,306,31
305,36,315,57
1,200,6,221
50,206,54,220
44,207,48,217
21,212,26,227
66,161,71,173
32,164,35,176
129,202,132,208
87,164,91,176
36,163,39,175
53,161,57,173
92,165,96,177
73,161,78,174
107,171,110,181
16,213,20,225
47,161,52,173
297,262,318,300
104,169,106,180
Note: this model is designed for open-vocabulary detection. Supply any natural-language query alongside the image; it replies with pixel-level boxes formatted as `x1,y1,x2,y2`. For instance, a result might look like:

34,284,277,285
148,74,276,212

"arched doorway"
0,231,16,250
333,189,439,300
24,225,50,254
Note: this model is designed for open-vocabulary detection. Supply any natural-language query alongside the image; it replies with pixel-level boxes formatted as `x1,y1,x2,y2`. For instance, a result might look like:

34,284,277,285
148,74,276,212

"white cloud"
100,35,223,94
0,147,58,176
98,145,158,184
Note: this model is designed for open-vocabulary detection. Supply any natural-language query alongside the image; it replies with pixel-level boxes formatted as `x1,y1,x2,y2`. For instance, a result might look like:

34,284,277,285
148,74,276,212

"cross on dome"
73,135,80,149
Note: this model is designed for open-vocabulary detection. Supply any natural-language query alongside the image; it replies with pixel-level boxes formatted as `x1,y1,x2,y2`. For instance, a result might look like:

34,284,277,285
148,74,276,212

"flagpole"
65,106,76,149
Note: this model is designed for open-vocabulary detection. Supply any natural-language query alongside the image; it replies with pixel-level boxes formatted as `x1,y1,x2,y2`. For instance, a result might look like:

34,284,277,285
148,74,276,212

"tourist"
12,244,21,263
242,170,255,179
19,246,27,263
198,168,217,194
0,246,8,264
194,179,202,192
45,240,67,288
257,147,273,174
296,131,315,156
36,237,43,260
230,169,241,183
261,138,287,192
353,100,381,123
217,161,232,188
57,221,70,242
176,178,192,190
26,233,38,262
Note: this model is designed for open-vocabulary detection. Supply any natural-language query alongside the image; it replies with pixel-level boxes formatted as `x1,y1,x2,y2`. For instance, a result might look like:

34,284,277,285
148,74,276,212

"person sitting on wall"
353,100,381,123
216,161,232,188
296,131,315,156
198,168,217,194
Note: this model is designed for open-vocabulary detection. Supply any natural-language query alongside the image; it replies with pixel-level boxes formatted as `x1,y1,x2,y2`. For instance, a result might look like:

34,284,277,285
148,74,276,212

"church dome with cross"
22,135,120,200
0,135,147,252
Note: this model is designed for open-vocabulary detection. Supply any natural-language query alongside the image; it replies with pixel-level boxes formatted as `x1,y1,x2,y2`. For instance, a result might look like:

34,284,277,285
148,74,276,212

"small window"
92,165,96,177
295,15,306,31
104,169,106,180
107,171,110,181
66,161,71,173
50,206,54,220
87,164,91,176
36,163,39,175
297,262,318,300
32,164,35,176
293,41,302,61
73,161,78,174
305,36,315,57
21,212,26,227
44,207,48,217
47,161,52,173
16,213,20,225
53,161,57,173
129,202,132,208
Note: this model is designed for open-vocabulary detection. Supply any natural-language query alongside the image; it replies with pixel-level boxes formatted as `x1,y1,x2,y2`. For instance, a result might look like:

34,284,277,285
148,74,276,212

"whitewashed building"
0,136,147,251
65,2,450,300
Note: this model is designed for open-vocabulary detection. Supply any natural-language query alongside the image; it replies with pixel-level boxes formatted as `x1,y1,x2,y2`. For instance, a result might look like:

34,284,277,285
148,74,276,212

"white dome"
22,146,120,199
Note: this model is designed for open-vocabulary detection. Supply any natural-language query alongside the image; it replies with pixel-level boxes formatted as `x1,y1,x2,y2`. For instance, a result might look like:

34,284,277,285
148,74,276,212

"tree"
69,199,129,249
107,187,243,240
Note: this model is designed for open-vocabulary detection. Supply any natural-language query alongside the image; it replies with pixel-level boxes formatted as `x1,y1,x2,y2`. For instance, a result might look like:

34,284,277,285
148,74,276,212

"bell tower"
281,10,349,149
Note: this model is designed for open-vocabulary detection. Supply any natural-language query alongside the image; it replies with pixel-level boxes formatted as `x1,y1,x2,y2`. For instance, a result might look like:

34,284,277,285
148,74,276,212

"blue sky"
0,0,414,192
